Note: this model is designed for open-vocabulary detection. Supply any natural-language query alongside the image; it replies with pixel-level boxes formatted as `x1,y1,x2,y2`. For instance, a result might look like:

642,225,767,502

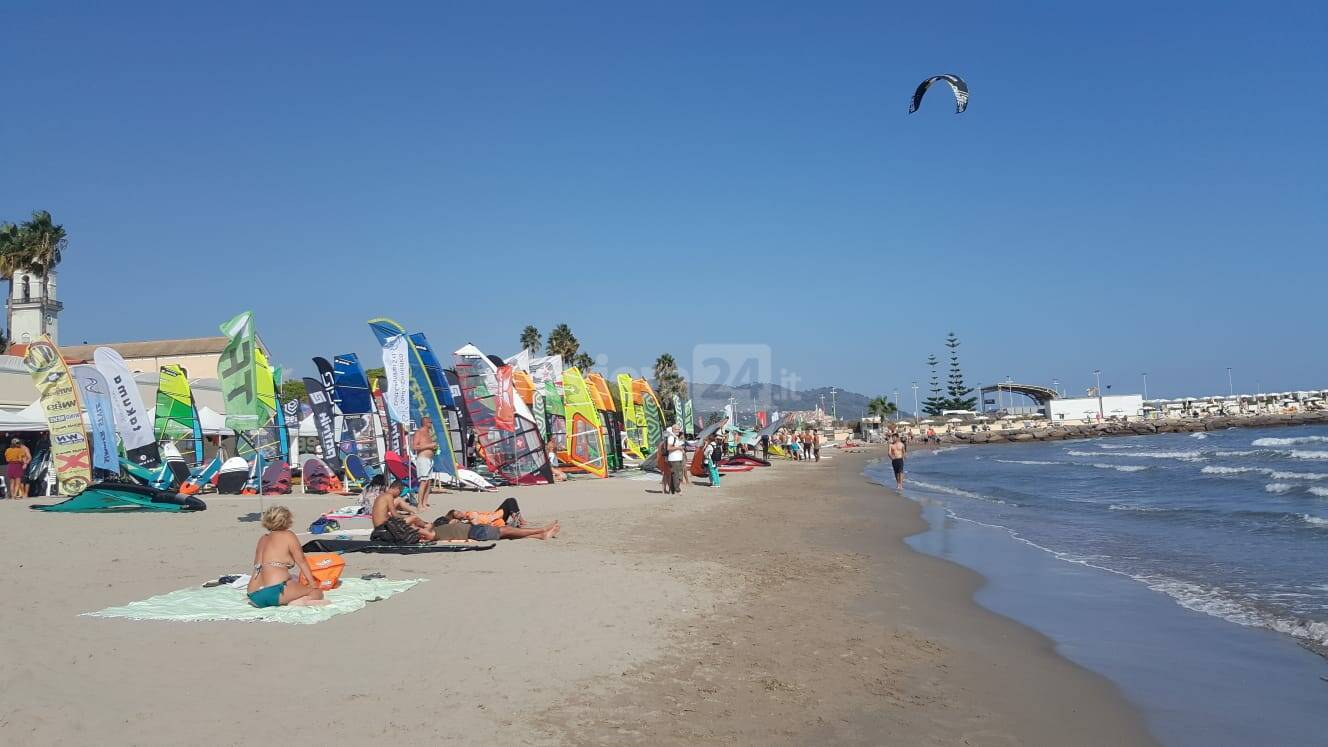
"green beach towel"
85,578,423,625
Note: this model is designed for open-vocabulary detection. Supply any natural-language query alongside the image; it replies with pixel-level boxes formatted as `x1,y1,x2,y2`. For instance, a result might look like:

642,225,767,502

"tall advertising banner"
23,337,92,495
93,346,160,467
218,311,265,432
380,335,411,426
303,377,343,473
70,364,119,473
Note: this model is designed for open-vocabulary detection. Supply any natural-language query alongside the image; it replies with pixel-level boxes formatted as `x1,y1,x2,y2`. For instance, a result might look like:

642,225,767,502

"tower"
9,269,61,345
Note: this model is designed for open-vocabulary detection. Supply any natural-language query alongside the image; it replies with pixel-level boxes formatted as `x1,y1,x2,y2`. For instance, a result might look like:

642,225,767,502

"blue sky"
3,1,1324,401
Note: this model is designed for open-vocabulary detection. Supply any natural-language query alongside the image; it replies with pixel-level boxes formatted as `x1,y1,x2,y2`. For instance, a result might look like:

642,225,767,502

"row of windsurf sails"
25,308,705,494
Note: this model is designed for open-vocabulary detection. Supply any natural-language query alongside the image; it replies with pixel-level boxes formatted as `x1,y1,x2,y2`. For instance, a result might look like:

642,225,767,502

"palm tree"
867,396,897,431
545,323,579,360
0,210,67,345
653,353,686,419
519,325,542,355
571,352,595,371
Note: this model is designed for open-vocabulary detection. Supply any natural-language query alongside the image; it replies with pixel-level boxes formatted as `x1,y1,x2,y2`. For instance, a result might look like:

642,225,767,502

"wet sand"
0,451,1154,745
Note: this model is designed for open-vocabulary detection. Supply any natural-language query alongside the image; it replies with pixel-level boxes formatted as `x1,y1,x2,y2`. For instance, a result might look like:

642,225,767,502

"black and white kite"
908,74,968,114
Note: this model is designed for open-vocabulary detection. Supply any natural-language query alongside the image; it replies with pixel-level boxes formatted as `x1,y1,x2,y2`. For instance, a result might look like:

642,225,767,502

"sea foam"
1265,483,1294,494
1067,450,1201,460
1092,463,1149,473
1290,450,1328,460
1253,436,1328,447
1201,466,1268,475
1301,514,1328,527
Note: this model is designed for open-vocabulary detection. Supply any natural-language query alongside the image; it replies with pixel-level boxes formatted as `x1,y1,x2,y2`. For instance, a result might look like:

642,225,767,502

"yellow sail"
617,373,644,458
562,368,607,478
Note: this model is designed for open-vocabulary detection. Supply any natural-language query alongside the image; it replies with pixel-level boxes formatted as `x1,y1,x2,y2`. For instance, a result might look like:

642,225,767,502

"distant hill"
688,382,897,422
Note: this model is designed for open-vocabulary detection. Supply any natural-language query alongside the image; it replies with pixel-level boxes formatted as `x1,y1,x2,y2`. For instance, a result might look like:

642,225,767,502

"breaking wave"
1091,463,1149,473
1253,436,1328,447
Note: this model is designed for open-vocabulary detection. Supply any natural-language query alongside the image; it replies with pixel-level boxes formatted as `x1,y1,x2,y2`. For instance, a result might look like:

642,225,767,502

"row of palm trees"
0,210,67,349
520,324,595,371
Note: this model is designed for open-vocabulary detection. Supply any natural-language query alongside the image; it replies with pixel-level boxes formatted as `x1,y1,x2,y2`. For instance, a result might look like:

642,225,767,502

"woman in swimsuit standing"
246,506,328,608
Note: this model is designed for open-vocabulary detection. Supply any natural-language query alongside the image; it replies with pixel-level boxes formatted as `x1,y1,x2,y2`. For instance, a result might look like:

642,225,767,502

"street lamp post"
1142,372,1149,401
1227,367,1234,398
1094,369,1104,421
911,382,919,425
830,387,838,420
893,389,900,422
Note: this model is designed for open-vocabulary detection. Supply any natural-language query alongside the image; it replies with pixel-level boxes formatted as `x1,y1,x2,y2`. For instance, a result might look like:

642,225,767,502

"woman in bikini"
246,506,328,608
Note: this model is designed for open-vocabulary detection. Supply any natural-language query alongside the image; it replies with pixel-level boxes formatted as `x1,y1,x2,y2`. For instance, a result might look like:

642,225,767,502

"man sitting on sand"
370,480,437,544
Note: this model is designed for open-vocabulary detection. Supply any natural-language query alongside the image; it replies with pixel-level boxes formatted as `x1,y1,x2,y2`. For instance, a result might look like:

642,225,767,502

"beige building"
59,337,242,379
0,337,269,410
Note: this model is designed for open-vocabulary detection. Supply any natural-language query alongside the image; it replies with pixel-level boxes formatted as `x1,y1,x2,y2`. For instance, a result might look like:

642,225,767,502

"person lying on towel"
441,497,526,528
370,480,438,544
432,510,560,541
247,506,330,608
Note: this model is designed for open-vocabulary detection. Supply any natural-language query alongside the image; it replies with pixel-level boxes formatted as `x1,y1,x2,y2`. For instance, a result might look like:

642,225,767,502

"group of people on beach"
772,428,821,462
658,423,722,492
246,482,560,609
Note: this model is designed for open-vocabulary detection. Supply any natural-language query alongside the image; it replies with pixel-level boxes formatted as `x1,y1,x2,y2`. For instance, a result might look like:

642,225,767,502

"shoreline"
536,449,1155,744
1,451,1154,745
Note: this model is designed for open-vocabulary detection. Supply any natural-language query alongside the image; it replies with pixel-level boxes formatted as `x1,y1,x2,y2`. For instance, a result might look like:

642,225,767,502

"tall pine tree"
922,354,947,415
944,332,977,411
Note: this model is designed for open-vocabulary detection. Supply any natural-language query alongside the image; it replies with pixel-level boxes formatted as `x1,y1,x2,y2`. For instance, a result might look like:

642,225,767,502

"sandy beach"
1,452,1153,745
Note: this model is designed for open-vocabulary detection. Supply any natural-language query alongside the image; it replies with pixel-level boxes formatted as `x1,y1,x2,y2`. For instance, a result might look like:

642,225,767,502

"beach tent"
0,401,48,431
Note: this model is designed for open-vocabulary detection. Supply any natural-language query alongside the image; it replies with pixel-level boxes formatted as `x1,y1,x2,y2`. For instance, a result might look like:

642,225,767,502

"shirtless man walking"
888,433,907,490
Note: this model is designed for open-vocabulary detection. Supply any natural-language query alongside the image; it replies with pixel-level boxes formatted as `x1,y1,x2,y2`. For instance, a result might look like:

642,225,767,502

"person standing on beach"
812,429,821,462
411,416,439,510
888,434,907,489
703,435,721,487
666,425,686,494
760,432,770,462
655,441,672,493
5,438,30,499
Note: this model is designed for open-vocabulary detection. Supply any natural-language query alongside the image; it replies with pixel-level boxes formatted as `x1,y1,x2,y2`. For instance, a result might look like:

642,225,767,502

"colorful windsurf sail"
23,338,93,495
531,386,547,439
561,368,607,478
368,319,458,478
617,373,644,458
585,373,621,470
543,381,567,456
332,354,373,414
672,394,685,429
683,396,696,437
641,382,667,452
630,378,657,455
155,365,203,464
452,344,552,485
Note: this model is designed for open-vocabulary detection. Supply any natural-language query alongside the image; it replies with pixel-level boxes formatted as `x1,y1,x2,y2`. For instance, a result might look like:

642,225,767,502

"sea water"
868,425,1328,746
